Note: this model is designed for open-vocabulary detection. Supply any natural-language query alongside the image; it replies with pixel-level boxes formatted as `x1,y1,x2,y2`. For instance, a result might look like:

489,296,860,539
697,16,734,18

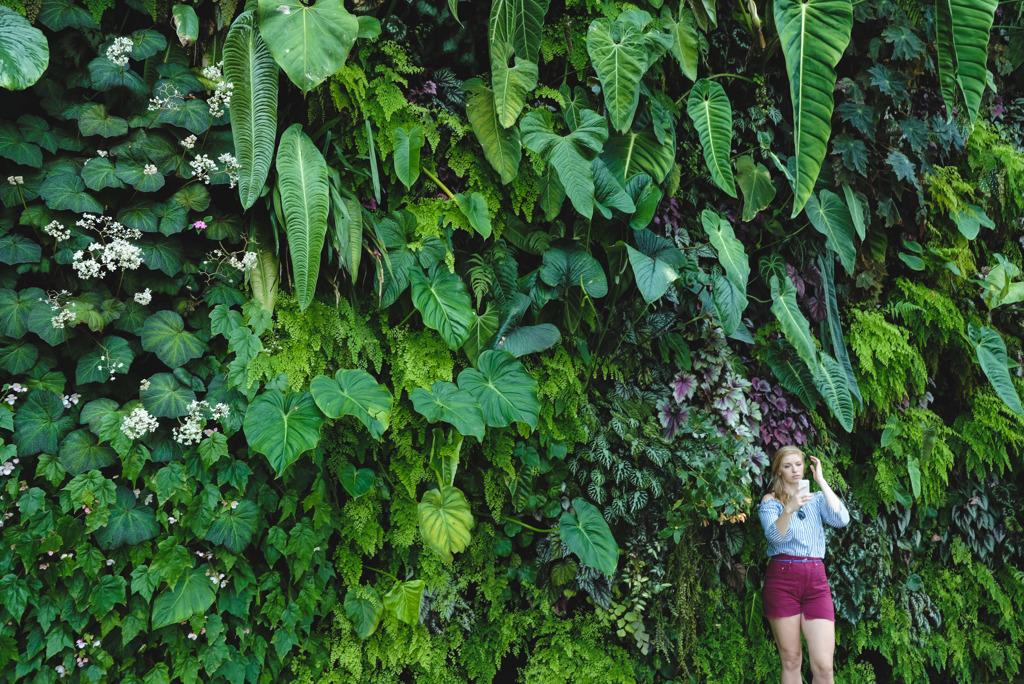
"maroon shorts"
763,555,835,621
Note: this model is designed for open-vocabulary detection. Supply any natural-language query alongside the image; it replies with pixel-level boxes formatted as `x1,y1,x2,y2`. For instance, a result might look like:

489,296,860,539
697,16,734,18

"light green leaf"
243,390,325,476
462,306,500,362
812,353,855,432
454,192,491,238
936,0,996,125
457,350,539,429
968,323,1024,415
151,567,217,629
521,109,608,219
276,124,329,312
0,6,49,91
344,588,382,639
257,0,359,94
339,463,374,498
540,243,608,298
735,155,776,221
410,265,475,350
559,498,618,576
171,4,199,46
411,381,486,440
952,203,994,240
310,369,393,440
488,0,551,63
770,275,817,369
774,0,853,217
249,244,279,313
95,486,159,550
418,485,475,563
587,19,648,133
663,6,698,81
464,78,521,185
393,125,424,189
224,10,279,210
701,209,748,294
383,580,424,626
538,164,565,220
805,190,856,275
140,311,206,369
687,79,736,197
491,42,538,128
626,230,683,304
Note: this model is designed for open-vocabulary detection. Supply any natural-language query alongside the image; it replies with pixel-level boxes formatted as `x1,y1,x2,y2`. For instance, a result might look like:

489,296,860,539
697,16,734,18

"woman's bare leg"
801,615,835,684
769,615,804,684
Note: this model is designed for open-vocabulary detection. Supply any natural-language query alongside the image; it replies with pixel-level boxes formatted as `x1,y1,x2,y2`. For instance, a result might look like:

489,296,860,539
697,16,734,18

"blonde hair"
770,445,805,507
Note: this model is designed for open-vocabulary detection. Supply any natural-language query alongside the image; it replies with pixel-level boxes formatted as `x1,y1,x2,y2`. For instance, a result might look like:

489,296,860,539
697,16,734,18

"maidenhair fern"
848,309,928,415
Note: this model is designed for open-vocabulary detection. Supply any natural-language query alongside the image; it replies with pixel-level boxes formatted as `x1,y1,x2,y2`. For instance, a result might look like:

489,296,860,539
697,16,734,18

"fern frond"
465,255,494,309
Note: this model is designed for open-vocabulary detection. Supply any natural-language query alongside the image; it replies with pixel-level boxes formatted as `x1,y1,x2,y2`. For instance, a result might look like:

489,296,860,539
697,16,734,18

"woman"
758,446,850,684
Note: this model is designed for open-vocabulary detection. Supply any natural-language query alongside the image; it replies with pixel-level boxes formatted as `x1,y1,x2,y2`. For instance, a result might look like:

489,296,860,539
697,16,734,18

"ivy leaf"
87,57,146,94
410,265,474,350
338,463,374,498
454,192,492,238
383,580,425,627
457,350,539,429
392,125,424,189
343,588,382,639
831,134,868,177
687,79,736,197
418,486,475,563
559,498,618,576
95,486,159,550
968,323,1024,415
735,155,776,221
205,500,259,553
836,101,875,137
116,159,165,193
151,566,217,630
805,191,856,275
521,109,608,219
59,429,117,474
0,339,37,374
883,25,925,61
587,18,648,133
464,79,521,185
140,311,206,369
867,63,909,107
14,390,73,456
76,336,134,385
82,157,125,191
0,287,43,338
243,390,324,476
0,122,42,166
411,381,486,440
78,103,128,138
310,369,393,440
141,372,196,418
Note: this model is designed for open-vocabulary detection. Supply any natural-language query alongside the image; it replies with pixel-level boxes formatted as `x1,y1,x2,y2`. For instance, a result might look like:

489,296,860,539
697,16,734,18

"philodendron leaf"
968,323,1024,415
539,243,608,298
393,125,424,189
418,486,475,563
735,155,776,221
952,204,994,240
559,498,618,576
276,124,329,312
936,0,997,125
687,79,736,198
663,6,699,81
805,190,857,275
774,0,853,217
458,350,539,429
454,192,491,238
819,253,863,410
151,567,216,629
256,0,359,94
204,500,259,553
464,79,521,184
171,4,199,46
766,338,820,410
606,129,674,183
812,353,855,432
626,229,685,304
383,580,425,627
411,381,486,440
587,18,648,133
224,10,279,210
310,369,393,440
0,6,49,91
770,275,818,369
701,209,748,295
140,311,206,369
339,463,374,498
490,42,538,128
493,293,561,358
344,588,382,639
410,265,474,350
488,0,550,63
243,390,325,476
521,109,608,219
95,486,158,550
462,306,500,363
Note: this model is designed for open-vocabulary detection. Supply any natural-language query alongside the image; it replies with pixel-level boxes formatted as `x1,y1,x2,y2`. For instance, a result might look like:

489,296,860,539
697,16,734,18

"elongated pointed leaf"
243,390,324,476
766,339,819,409
805,190,856,275
152,567,216,629
491,42,538,128
464,79,521,184
311,369,392,439
819,254,863,410
813,353,855,432
687,80,736,197
560,498,617,576
257,0,358,94
736,155,776,221
454,192,491,238
587,19,648,133
418,486,475,563
842,184,866,240
936,0,996,125
488,0,551,63
701,210,748,294
457,350,539,429
606,129,674,183
225,11,279,210
462,306,500,362
592,156,636,218
0,6,49,91
521,109,608,219
968,324,1024,415
774,0,852,217
770,275,817,369
411,381,486,440
276,124,329,312
249,244,278,313
393,125,424,189
664,7,699,81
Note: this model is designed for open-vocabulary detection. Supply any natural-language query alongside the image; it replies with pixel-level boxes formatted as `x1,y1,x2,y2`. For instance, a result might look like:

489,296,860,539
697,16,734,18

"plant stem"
499,515,557,534
422,167,455,200
364,566,399,582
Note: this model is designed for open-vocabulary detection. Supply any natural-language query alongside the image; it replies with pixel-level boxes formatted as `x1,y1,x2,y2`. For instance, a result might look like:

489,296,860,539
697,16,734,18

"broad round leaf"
95,486,159,550
38,173,104,214
559,498,618,576
410,266,474,350
76,336,135,385
310,369,392,439
383,580,425,627
82,157,125,191
205,500,259,553
243,390,324,476
687,79,736,198
343,588,382,639
457,350,539,430
151,566,217,629
140,311,206,369
141,372,196,418
418,486,475,563
339,463,374,498
626,230,685,305
0,234,40,265
539,244,608,298
78,103,128,138
0,287,43,338
410,381,486,440
14,390,74,456
0,339,37,374
0,6,49,91
59,429,117,474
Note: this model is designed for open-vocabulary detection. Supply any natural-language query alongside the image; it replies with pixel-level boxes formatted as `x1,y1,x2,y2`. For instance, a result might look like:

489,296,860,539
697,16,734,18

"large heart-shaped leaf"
393,125,424,188
343,588,382,639
488,0,550,63
95,486,159,550
812,353,855,432
805,190,856,275
410,265,474,350
339,463,374,498
310,369,393,439
276,124,329,312
605,129,674,184
140,311,206,369
559,498,618,576
735,155,776,221
205,500,259,553
0,6,49,90
774,0,852,217
59,429,117,474
151,566,217,629
454,191,491,238
663,6,699,81
491,42,538,128
936,0,997,125
82,157,125,191
383,580,425,627
243,390,325,476
587,19,648,133
14,390,73,456
462,306,500,363
76,336,135,385
411,381,486,441
224,10,279,210
418,486,475,563
539,243,608,298
141,372,196,418
464,79,521,185
521,109,608,219
256,0,359,94
968,323,1024,415
701,210,748,295
770,275,817,369
687,79,736,197
626,229,685,304
457,350,539,429
492,293,561,358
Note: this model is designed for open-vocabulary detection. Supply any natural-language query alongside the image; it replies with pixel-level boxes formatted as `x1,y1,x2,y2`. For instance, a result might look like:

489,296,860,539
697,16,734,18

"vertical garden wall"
0,0,1023,681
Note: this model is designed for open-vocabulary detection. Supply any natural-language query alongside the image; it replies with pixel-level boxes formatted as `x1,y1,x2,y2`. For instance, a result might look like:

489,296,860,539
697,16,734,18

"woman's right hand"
784,492,813,515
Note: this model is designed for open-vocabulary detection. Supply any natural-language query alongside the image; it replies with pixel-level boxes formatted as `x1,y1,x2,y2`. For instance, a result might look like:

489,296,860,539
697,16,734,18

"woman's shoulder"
759,494,781,506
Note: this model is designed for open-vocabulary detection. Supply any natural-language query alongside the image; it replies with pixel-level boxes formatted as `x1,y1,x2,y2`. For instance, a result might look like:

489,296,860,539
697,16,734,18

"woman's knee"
779,648,803,672
809,657,833,678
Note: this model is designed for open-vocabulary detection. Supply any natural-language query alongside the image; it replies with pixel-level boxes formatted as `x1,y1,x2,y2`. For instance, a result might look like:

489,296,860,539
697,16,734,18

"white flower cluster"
121,407,159,440
205,567,229,588
143,164,158,175
229,251,258,271
202,62,234,117
7,175,24,185
139,378,151,391
44,220,71,241
1,456,20,476
96,352,127,380
4,382,27,406
147,83,182,112
105,36,134,68
40,290,77,330
62,393,81,409
189,154,217,184
172,400,230,445
134,288,152,305
73,238,144,278
180,135,197,150
218,153,241,189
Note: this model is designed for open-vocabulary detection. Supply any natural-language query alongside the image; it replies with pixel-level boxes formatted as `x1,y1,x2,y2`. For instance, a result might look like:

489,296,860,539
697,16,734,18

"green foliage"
847,309,928,416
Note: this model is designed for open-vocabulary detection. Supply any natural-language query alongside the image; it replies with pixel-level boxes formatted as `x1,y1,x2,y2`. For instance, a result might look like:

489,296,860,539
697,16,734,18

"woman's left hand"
809,454,826,484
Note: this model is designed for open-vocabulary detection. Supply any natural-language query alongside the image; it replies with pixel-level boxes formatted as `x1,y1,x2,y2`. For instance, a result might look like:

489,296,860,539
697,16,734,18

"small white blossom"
227,251,258,272
167,516,177,525
55,665,67,677
230,501,238,509
96,150,108,158
7,175,23,185
143,164,158,176
44,220,71,241
121,407,159,440
180,135,197,150
144,493,154,505
140,378,151,391
92,640,101,647
189,155,217,184
105,37,134,68
61,393,81,409
134,288,152,305
187,632,198,640
218,153,241,188
105,559,114,567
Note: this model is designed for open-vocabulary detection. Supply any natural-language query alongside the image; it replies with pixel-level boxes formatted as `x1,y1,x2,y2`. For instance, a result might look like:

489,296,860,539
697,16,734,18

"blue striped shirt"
758,491,851,558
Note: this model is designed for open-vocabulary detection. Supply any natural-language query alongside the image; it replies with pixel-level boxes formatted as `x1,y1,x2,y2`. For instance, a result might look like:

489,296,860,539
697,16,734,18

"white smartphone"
798,479,810,496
